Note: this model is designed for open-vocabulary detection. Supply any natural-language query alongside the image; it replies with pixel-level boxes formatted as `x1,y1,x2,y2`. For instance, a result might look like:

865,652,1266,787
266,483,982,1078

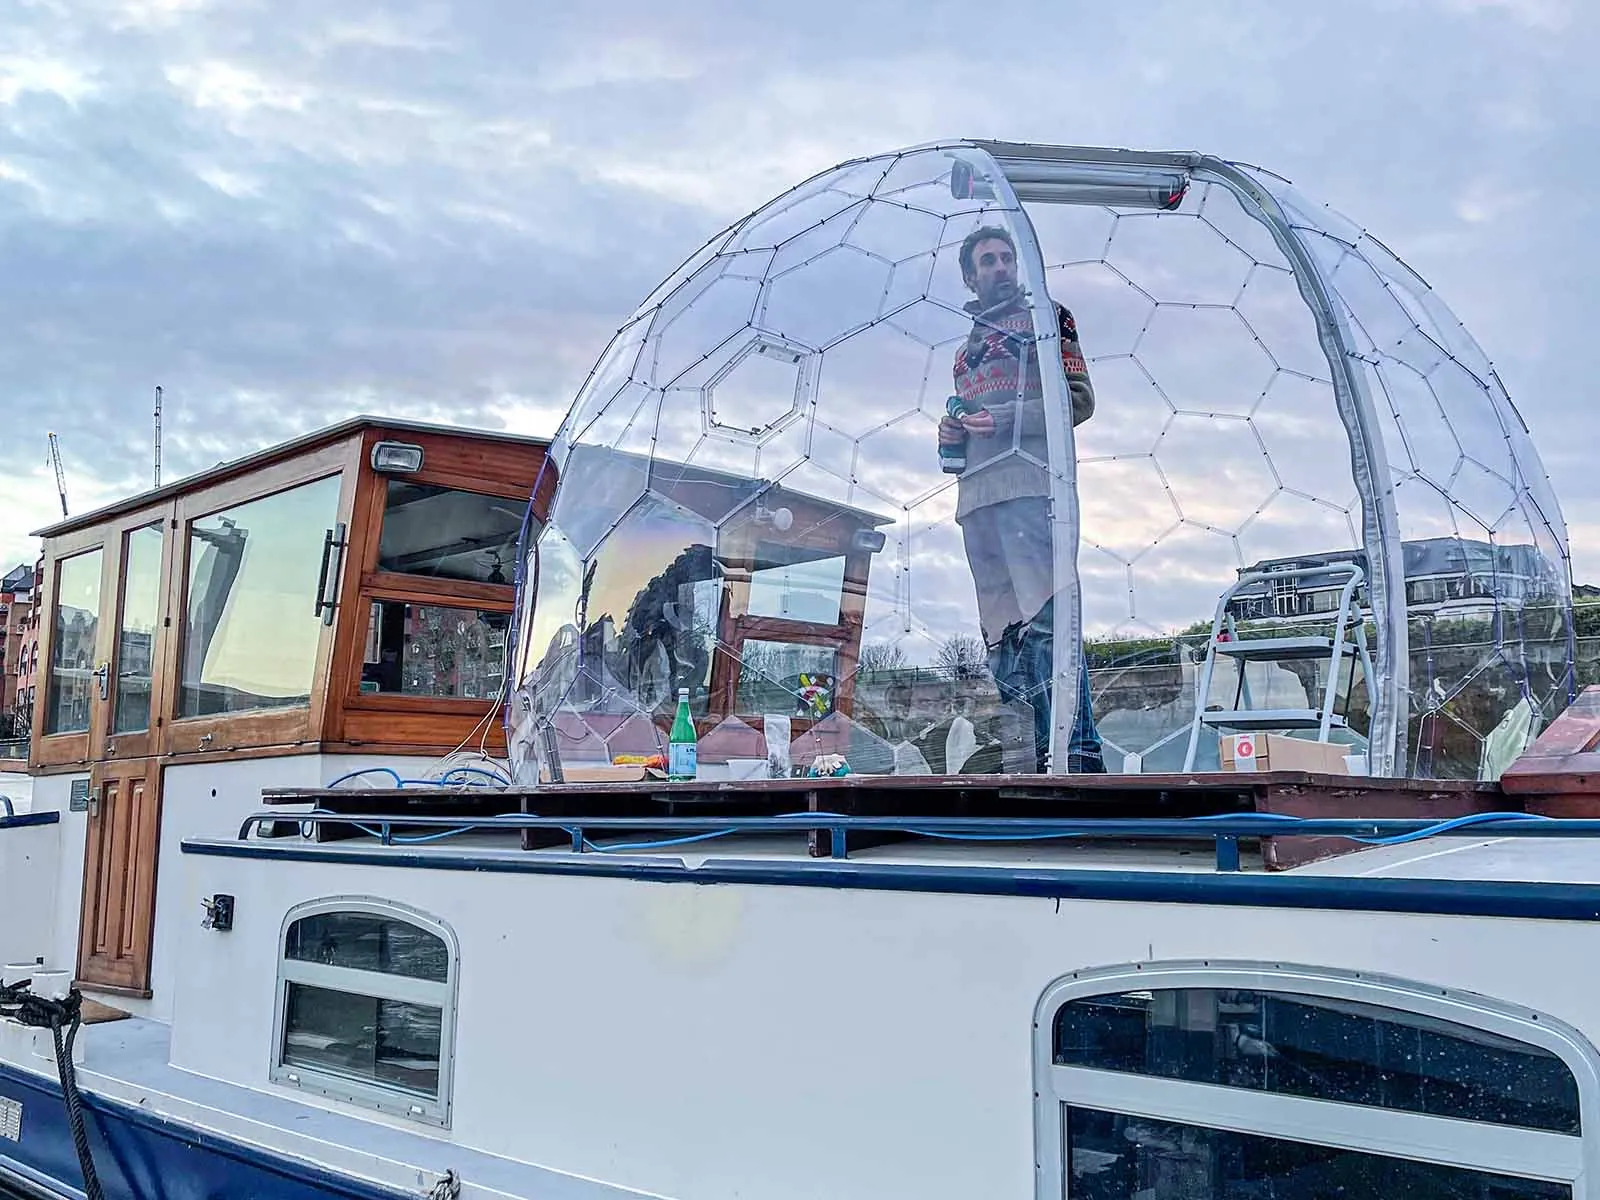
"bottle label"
668,743,697,779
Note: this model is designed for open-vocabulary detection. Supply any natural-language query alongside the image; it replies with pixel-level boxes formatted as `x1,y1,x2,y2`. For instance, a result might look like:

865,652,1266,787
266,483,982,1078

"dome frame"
509,139,1573,783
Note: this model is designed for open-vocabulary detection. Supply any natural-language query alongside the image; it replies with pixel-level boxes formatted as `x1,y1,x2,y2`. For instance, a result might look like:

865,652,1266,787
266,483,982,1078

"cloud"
1,0,1597,646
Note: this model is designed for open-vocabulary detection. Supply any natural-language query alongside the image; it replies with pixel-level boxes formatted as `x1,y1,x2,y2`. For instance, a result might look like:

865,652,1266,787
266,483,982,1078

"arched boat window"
1035,967,1593,1200
273,899,457,1126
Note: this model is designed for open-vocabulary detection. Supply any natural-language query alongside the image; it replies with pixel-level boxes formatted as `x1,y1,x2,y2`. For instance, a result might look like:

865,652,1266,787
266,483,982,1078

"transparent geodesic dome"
507,140,1573,782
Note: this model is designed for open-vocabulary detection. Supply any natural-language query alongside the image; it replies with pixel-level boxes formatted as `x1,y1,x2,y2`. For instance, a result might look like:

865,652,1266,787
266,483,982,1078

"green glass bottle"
668,688,697,781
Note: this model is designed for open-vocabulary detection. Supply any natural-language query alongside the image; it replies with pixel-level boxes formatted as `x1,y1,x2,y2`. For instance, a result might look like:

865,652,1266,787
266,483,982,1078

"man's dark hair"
959,225,1016,280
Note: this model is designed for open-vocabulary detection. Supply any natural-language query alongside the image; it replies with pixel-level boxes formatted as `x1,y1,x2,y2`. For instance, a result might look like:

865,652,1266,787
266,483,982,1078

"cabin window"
112,524,163,735
44,548,103,735
274,901,456,1125
375,481,524,586
1036,969,1590,1199
179,475,342,718
360,601,509,699
746,547,846,626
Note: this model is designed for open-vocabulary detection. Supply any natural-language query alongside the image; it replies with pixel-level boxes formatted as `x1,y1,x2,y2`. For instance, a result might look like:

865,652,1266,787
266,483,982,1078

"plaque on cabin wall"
68,778,91,813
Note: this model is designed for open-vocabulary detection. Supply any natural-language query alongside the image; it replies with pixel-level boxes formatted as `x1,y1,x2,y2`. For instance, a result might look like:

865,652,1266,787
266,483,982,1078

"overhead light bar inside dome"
951,155,1187,210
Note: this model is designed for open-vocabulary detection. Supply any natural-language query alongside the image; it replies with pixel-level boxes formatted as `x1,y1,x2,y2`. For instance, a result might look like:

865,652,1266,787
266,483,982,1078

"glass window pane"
282,983,441,1097
746,548,846,625
180,475,341,718
1067,1108,1570,1199
376,482,524,585
112,525,163,735
285,912,447,981
1056,988,1579,1134
46,549,102,735
737,640,837,718
360,601,508,699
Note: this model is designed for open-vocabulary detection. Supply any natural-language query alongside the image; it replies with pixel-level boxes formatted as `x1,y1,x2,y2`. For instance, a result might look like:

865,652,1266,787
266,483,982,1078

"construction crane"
46,432,67,517
154,385,163,489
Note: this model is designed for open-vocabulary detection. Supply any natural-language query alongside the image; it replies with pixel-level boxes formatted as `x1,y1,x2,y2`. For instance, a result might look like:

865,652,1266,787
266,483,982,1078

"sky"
3,0,1598,599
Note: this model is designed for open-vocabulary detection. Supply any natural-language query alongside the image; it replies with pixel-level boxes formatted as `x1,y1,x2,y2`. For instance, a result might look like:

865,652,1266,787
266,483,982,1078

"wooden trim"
103,510,176,762
345,693,502,717
175,439,353,522
359,425,547,504
31,541,114,768
164,706,321,757
165,446,358,757
323,451,390,743
322,427,541,749
362,572,516,609
337,707,506,755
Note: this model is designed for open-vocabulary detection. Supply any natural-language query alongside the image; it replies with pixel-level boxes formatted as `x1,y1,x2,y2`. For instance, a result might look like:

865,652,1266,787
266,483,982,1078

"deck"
259,770,1507,870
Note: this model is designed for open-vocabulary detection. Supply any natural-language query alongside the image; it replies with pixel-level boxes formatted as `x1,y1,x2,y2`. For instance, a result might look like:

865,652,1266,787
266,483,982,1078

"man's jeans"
989,615,1105,774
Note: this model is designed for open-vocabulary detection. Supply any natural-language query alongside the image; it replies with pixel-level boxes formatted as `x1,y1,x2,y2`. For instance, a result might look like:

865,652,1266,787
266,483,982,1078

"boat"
2,139,1595,1199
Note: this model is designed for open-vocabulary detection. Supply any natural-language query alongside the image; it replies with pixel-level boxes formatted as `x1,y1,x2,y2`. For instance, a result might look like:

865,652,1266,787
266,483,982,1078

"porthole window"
273,899,457,1125
1035,965,1594,1199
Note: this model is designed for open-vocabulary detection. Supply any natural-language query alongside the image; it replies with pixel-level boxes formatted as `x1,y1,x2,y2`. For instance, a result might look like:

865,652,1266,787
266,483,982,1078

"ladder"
1181,561,1375,771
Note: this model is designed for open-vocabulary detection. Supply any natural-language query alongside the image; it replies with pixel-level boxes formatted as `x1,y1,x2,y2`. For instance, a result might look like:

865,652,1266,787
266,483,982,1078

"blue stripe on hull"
0,1061,413,1200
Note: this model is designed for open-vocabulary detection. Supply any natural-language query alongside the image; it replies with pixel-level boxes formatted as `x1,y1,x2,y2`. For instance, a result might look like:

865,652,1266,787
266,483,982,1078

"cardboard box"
1219,732,1352,775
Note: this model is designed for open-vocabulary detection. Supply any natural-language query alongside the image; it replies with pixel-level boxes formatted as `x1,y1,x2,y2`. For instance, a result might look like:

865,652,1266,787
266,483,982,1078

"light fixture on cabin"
951,155,1187,210
370,441,425,474
754,501,794,532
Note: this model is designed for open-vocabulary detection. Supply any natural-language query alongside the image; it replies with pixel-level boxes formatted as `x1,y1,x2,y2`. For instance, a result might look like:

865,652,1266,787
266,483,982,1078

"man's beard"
977,277,1019,310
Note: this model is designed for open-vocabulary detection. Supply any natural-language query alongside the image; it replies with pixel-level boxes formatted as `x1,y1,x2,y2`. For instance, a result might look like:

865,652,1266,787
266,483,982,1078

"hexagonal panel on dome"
1106,211,1255,307
1135,304,1276,417
1045,261,1155,359
846,200,947,266
704,335,816,440
1236,491,1359,569
759,245,890,351
1072,356,1173,460
756,410,857,494
1125,521,1242,628
1368,358,1464,486
1154,413,1278,532
1250,373,1359,508
1233,266,1331,381
814,319,938,439
1196,182,1292,270
1448,457,1519,534
649,274,763,387
1077,456,1181,560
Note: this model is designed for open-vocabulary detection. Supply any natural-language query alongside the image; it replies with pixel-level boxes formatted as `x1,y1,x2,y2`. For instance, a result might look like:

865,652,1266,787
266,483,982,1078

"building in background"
1,562,37,745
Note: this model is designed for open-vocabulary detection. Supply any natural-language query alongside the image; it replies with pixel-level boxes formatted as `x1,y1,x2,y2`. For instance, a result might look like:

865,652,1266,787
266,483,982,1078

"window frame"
271,896,460,1127
1032,960,1600,1199
167,457,353,753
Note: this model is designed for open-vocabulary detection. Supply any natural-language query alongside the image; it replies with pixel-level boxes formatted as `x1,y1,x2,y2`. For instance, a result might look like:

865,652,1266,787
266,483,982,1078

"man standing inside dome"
939,224,1105,774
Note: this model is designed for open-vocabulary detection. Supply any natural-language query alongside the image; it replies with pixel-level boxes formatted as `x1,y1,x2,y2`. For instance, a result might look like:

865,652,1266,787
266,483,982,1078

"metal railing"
235,809,1600,872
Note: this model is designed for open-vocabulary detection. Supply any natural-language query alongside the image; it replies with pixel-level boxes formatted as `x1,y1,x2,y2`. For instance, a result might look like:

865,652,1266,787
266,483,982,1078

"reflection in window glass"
113,525,163,735
576,495,720,716
285,912,448,981
737,640,837,718
1055,988,1580,1134
180,475,341,718
747,550,845,625
1067,1109,1569,1199
376,482,525,585
46,549,102,735
360,601,508,700
282,983,441,1098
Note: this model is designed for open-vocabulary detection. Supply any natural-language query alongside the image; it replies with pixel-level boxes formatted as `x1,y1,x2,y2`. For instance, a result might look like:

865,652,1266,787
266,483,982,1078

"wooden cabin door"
77,513,172,995
77,761,162,993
